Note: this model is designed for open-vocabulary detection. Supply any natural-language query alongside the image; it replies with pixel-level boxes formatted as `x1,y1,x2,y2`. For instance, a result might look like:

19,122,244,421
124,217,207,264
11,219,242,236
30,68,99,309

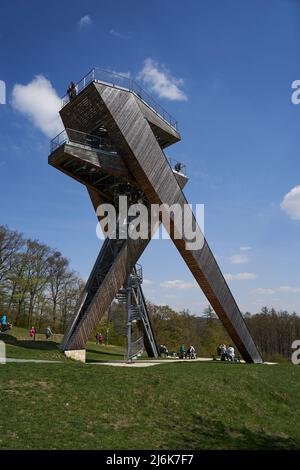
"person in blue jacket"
1,315,7,331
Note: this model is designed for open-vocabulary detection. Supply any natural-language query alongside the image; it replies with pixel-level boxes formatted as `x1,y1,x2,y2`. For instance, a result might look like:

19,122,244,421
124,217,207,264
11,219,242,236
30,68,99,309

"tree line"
0,225,84,332
147,303,300,362
99,302,300,361
245,307,300,361
1,224,299,361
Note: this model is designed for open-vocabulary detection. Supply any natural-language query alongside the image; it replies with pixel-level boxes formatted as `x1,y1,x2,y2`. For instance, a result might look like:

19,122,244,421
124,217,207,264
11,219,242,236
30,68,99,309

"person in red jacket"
29,326,36,341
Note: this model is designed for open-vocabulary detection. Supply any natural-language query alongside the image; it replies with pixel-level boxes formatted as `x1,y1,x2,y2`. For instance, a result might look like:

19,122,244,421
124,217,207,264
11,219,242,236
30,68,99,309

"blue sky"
1,0,300,315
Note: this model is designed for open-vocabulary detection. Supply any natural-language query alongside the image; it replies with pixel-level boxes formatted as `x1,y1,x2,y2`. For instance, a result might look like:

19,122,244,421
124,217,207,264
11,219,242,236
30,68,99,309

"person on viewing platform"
174,162,183,172
67,81,77,101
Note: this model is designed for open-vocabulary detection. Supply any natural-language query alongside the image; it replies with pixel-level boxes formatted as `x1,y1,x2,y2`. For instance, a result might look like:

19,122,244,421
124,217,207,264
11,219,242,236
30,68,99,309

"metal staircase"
116,264,159,361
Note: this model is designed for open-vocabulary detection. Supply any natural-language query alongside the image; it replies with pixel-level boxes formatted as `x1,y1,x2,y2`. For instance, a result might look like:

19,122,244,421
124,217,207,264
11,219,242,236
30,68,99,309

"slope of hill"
0,334,299,450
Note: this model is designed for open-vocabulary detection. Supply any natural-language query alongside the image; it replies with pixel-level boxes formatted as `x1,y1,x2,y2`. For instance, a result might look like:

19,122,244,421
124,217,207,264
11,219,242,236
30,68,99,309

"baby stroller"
0,322,12,334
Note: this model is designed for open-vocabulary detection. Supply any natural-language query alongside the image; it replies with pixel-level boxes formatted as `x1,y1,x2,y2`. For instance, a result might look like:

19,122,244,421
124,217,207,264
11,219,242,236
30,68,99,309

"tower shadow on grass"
86,348,125,362
170,415,300,450
0,333,59,351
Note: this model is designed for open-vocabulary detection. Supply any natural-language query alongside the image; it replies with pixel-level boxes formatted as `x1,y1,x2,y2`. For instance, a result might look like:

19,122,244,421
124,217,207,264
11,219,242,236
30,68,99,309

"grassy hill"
0,328,300,450
0,327,127,362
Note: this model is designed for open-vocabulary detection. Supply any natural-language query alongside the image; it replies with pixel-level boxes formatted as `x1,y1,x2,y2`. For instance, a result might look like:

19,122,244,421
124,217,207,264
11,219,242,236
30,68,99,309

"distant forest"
0,225,84,332
1,224,299,362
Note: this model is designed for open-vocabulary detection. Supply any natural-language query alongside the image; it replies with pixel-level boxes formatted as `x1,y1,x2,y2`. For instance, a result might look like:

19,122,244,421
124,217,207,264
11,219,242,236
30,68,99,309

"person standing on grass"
45,326,53,340
96,332,100,345
220,344,227,361
187,345,196,359
1,314,7,331
227,344,235,361
179,344,186,359
29,326,36,341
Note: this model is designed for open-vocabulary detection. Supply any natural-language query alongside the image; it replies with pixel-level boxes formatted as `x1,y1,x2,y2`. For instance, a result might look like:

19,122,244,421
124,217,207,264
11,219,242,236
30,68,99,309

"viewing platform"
61,68,179,133
49,128,188,199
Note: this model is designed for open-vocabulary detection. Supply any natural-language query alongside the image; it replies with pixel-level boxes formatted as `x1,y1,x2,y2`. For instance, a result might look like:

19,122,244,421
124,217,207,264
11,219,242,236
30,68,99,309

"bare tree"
47,251,69,326
59,272,84,332
0,225,24,283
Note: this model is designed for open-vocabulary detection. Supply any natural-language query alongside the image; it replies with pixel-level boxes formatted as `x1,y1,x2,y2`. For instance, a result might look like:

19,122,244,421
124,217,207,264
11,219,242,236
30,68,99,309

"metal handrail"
50,128,119,155
62,68,178,131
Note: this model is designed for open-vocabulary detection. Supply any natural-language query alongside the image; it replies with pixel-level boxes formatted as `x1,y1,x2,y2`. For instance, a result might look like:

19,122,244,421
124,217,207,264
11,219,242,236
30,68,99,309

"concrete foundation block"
64,349,86,363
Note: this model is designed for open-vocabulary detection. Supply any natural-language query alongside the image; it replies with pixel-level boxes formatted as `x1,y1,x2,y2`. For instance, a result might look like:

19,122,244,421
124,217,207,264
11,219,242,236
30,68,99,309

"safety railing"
62,68,178,131
50,128,119,155
169,157,187,177
127,336,144,361
133,264,143,284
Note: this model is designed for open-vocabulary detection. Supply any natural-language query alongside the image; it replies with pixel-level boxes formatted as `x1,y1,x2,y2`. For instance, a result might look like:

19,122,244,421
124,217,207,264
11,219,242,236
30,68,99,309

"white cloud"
160,279,197,290
143,278,154,285
225,273,257,281
229,254,249,264
240,246,252,251
251,286,300,296
11,75,63,138
137,58,187,101
78,15,92,29
280,186,300,220
109,28,126,38
253,288,275,295
278,286,300,293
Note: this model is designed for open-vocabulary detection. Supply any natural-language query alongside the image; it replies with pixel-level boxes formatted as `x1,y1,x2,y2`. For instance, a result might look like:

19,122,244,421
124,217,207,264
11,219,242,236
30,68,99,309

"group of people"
1,314,54,341
217,343,236,361
29,326,54,341
95,332,104,345
159,344,169,357
159,344,197,359
179,344,197,359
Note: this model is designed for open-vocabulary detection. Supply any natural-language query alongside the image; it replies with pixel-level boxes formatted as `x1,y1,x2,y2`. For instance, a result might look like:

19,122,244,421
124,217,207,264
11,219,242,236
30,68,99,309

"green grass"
86,343,126,362
0,360,300,450
1,327,127,362
1,327,150,363
1,328,300,450
1,328,65,361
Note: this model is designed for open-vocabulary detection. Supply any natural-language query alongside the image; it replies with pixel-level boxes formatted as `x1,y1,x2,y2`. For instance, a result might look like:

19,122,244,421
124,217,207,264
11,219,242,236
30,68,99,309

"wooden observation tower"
48,69,263,364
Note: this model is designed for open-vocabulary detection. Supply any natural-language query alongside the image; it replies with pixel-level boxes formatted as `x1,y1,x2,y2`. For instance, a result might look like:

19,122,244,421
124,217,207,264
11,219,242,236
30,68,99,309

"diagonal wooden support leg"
92,84,263,363
62,184,161,352
63,236,152,351
60,151,188,355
